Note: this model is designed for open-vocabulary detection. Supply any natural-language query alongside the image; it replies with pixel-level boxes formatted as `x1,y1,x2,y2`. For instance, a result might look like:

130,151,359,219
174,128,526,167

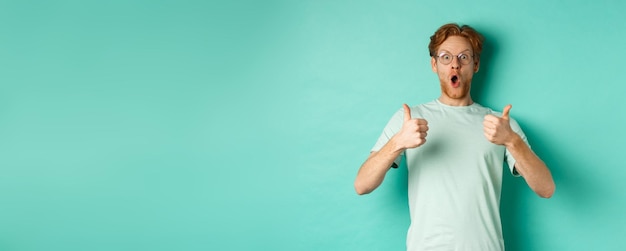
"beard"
441,80,471,99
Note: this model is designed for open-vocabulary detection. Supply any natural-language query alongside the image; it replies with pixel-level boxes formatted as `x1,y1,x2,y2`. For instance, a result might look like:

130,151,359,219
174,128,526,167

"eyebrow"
438,49,472,55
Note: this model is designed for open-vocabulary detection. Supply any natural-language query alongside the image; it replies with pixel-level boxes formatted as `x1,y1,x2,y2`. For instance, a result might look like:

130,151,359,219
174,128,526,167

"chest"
408,112,504,163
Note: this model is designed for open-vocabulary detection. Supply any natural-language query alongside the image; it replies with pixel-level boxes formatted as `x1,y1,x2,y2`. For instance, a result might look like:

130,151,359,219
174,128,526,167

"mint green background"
1,0,625,250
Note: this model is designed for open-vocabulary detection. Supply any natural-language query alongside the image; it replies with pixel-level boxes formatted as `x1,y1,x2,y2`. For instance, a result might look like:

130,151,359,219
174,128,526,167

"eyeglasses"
436,52,474,65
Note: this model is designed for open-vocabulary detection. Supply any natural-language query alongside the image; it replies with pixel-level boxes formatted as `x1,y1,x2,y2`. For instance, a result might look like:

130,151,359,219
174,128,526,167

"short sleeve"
371,108,405,167
505,117,529,177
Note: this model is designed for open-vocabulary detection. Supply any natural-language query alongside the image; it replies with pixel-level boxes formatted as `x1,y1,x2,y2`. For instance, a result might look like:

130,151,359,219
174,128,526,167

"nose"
450,56,460,69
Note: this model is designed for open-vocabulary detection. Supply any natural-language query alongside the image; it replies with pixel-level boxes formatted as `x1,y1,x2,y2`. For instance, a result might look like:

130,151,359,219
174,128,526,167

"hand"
483,104,515,145
394,104,428,150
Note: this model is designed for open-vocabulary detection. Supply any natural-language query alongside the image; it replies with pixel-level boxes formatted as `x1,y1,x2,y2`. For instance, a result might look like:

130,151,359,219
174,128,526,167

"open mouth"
451,75,459,84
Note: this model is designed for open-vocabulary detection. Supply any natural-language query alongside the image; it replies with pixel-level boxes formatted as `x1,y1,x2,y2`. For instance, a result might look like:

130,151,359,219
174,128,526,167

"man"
354,23,555,251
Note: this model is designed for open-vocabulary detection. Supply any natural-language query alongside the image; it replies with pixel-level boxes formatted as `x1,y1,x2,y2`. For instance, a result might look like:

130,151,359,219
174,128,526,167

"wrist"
504,133,522,149
389,135,407,153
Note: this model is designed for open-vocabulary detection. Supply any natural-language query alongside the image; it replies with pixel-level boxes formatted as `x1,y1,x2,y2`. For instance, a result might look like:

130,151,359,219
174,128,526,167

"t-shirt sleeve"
371,108,404,167
505,117,529,177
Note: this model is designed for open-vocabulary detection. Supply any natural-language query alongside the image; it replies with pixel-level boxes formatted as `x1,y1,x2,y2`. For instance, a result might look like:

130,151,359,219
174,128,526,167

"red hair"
428,23,484,61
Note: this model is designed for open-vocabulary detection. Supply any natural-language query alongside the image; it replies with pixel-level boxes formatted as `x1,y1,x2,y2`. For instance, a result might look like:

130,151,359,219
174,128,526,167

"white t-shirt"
372,100,527,251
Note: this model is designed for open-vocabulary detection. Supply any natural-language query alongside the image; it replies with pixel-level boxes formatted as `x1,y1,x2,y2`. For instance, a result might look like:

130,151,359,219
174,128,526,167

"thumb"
502,104,512,119
403,104,412,121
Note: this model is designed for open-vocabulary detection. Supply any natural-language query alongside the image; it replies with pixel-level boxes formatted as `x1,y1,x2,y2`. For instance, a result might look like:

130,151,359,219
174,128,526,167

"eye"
459,54,469,60
441,54,452,61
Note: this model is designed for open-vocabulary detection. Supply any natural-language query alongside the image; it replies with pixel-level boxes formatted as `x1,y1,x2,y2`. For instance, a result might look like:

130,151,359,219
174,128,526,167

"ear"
431,57,438,73
474,59,480,73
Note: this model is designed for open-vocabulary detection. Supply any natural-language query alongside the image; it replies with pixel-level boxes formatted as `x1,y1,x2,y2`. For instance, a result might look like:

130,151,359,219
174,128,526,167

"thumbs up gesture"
483,104,515,145
394,104,429,149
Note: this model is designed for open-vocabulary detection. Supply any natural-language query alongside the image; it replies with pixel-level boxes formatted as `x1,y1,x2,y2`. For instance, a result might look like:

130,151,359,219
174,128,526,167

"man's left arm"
483,105,556,198
504,133,555,198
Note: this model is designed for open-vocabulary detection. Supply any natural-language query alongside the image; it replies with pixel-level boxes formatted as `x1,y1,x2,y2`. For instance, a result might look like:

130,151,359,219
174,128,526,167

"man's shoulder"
470,102,495,114
409,100,439,111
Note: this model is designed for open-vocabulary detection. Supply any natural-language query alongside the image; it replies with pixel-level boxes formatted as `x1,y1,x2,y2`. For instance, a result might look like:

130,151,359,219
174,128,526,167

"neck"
438,96,474,106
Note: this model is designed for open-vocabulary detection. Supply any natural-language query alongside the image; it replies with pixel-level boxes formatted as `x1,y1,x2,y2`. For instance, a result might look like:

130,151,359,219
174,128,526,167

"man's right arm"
354,138,405,195
354,104,428,195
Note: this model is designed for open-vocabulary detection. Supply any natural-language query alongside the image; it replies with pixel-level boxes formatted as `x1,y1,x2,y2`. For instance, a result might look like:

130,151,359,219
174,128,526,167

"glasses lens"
459,54,470,65
439,53,452,64
438,53,473,65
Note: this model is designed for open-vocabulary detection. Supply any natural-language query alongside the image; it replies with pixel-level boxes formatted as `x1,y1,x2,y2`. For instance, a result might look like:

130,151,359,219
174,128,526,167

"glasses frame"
436,51,474,65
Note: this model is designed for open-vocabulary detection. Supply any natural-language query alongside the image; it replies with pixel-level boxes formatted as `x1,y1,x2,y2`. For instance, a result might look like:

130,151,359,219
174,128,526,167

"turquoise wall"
1,0,625,250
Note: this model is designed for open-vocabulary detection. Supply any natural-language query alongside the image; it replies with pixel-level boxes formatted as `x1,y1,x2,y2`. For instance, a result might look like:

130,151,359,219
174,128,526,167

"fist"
396,104,429,149
483,104,515,145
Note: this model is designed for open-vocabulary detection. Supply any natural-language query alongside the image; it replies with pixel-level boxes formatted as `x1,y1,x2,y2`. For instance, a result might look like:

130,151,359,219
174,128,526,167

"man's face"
431,36,479,103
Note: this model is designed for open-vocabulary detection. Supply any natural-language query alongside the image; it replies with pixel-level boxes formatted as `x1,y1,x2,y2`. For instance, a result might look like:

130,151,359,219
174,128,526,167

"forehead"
437,36,473,53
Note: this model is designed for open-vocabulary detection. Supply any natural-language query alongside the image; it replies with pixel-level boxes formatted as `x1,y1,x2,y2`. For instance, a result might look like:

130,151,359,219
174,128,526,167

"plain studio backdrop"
1,0,625,250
